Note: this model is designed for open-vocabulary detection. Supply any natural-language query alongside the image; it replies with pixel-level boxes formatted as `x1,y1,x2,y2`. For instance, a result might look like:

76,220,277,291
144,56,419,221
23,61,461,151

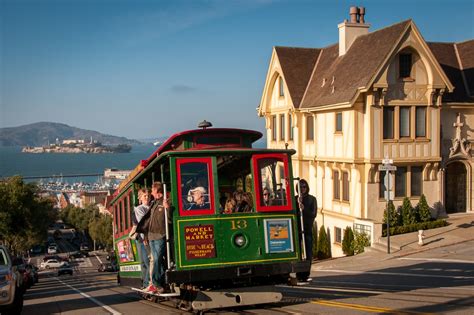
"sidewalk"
313,212,474,272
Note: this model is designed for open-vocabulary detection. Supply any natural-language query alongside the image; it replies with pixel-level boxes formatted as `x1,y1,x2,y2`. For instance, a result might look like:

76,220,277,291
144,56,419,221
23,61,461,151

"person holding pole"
143,182,169,293
295,179,317,282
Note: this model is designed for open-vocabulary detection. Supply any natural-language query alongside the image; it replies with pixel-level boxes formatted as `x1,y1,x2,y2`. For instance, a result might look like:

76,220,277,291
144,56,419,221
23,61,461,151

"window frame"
334,227,342,244
335,112,343,133
306,115,314,141
399,53,412,79
410,166,423,197
415,106,427,138
333,170,340,200
253,153,292,212
399,106,411,138
176,157,215,217
342,171,349,202
383,106,395,139
272,115,277,141
279,76,284,97
280,114,285,141
289,114,293,141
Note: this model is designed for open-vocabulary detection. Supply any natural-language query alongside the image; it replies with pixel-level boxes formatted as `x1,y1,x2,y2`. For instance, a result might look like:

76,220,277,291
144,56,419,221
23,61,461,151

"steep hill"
0,122,140,146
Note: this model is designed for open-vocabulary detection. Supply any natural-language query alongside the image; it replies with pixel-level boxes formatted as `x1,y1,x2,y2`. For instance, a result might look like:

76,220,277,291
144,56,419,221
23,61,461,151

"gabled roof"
274,47,321,107
428,39,474,102
301,20,411,108
271,19,472,109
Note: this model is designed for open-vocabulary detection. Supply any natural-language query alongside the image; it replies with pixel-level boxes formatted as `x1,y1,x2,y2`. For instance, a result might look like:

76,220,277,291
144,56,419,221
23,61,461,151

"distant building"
62,139,85,145
81,191,108,208
257,7,473,256
58,192,70,209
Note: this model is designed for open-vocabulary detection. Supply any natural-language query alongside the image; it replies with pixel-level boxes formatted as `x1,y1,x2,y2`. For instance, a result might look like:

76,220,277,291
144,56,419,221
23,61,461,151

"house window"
411,166,423,197
280,114,285,141
335,227,342,244
415,107,426,137
395,167,407,197
399,54,412,78
272,116,277,141
335,112,342,133
342,171,349,202
289,115,293,140
383,107,394,139
306,115,314,140
379,174,387,199
399,107,411,138
279,77,284,96
333,170,340,200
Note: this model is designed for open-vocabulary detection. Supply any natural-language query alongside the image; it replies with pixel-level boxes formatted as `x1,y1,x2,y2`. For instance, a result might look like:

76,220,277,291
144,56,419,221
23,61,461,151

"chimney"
338,6,370,56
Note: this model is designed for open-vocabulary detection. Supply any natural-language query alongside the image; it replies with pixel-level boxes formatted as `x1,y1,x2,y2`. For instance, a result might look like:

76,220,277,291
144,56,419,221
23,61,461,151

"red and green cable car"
108,123,309,310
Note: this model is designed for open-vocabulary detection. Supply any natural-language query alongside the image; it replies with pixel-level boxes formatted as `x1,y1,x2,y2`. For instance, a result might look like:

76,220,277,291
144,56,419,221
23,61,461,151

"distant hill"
0,122,141,146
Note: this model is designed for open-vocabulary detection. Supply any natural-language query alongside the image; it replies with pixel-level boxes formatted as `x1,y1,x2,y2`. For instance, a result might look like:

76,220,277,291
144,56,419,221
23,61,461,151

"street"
20,241,474,314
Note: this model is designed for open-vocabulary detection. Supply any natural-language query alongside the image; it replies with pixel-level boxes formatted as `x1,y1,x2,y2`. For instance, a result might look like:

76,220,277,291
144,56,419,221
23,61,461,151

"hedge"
382,219,448,237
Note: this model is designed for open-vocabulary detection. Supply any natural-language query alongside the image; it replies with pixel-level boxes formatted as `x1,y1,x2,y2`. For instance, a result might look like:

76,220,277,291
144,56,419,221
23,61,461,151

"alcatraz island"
22,138,131,154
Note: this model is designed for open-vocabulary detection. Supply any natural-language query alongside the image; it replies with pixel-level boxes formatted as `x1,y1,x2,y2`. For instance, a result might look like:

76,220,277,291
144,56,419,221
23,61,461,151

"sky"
1,0,473,139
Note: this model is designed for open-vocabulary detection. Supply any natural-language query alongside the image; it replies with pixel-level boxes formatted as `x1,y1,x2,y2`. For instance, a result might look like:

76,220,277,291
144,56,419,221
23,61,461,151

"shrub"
417,194,431,222
312,224,318,258
401,197,417,226
316,225,332,259
342,227,354,256
383,201,399,227
382,219,448,236
353,231,370,255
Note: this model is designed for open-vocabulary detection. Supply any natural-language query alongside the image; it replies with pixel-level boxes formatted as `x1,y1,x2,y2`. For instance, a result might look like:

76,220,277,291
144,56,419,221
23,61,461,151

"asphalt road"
22,241,474,314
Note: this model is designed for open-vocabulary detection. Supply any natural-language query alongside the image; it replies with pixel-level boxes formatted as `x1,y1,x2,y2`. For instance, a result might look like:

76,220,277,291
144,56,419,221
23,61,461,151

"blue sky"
1,0,473,139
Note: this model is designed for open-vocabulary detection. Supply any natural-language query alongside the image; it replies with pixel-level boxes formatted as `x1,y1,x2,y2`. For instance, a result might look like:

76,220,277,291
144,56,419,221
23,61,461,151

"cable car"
108,122,309,311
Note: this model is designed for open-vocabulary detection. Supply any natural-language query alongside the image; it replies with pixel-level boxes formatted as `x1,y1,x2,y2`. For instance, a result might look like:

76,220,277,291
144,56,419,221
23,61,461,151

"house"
257,6,473,256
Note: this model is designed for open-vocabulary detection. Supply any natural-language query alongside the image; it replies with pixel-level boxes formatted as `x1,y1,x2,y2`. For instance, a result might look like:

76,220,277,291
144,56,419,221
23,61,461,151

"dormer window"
279,76,284,96
399,53,412,78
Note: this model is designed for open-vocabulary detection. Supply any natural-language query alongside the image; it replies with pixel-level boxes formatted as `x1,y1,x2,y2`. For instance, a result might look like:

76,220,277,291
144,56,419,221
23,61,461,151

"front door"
445,162,467,213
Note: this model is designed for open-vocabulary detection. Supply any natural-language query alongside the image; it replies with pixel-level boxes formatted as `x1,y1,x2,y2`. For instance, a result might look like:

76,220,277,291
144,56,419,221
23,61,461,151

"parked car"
68,251,88,260
29,245,43,256
79,243,89,251
57,263,73,276
0,245,24,315
47,245,57,254
40,259,65,269
98,262,118,272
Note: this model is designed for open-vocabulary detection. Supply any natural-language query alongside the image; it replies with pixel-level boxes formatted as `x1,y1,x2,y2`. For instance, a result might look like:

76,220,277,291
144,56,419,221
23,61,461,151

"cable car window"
253,154,292,212
177,158,214,216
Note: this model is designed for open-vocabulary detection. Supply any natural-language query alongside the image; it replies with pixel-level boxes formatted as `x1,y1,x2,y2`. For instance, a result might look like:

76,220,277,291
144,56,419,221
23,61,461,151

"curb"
386,237,474,259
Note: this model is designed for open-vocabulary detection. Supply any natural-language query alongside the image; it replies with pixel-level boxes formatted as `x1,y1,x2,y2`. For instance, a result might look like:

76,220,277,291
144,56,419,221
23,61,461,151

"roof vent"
198,120,213,129
321,78,326,87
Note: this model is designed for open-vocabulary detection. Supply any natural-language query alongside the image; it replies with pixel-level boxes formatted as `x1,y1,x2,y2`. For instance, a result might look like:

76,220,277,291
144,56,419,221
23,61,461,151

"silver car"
0,245,24,315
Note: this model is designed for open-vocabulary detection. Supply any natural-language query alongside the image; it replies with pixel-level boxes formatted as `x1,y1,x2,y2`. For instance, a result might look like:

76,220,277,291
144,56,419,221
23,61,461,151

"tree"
383,200,399,227
316,225,331,259
353,231,370,254
0,176,57,254
417,194,431,222
89,213,113,249
401,197,416,226
342,227,354,256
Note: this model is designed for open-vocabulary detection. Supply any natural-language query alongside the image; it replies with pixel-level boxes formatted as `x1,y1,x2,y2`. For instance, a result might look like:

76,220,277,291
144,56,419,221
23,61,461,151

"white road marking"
56,278,122,315
398,257,474,264
95,253,103,264
316,269,474,279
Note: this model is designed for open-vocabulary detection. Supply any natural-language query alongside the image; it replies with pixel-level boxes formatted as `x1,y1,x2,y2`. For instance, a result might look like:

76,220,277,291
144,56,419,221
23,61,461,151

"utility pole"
379,159,397,254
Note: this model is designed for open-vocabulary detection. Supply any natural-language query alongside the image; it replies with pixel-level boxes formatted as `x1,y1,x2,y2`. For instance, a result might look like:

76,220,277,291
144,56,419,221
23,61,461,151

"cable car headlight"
234,234,246,247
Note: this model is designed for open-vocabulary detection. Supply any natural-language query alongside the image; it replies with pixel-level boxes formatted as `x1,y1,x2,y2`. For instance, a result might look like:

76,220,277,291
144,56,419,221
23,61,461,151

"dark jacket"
147,198,168,241
298,193,317,231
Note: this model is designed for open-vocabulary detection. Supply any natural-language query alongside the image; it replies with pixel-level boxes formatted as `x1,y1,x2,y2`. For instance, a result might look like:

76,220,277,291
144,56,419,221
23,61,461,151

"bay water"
0,145,156,183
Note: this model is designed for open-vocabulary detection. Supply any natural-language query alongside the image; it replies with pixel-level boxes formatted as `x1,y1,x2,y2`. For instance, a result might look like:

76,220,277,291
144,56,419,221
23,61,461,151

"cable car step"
131,287,181,297
191,285,282,311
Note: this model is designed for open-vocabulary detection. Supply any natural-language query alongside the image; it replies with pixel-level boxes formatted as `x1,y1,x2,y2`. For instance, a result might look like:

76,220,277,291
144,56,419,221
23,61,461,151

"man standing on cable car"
144,182,169,293
296,179,317,282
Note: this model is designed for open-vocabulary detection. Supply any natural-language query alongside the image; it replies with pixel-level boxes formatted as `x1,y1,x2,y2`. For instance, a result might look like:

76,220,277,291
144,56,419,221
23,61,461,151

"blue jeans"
149,239,166,287
136,241,150,287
